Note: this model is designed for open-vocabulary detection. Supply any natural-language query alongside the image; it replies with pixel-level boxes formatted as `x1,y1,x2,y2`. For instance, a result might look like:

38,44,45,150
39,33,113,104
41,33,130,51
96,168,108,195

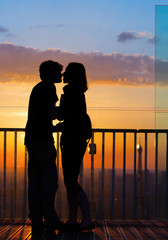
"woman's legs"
67,192,79,224
61,141,80,224
61,139,93,227
76,190,92,227
66,189,92,226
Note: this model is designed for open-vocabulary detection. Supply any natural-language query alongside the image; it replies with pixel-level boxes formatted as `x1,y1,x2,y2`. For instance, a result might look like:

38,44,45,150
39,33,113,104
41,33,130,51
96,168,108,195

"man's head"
39,60,63,83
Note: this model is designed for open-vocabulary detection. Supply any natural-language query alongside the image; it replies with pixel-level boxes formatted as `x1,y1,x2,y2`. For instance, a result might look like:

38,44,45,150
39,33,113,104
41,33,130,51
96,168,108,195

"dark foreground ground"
0,219,168,240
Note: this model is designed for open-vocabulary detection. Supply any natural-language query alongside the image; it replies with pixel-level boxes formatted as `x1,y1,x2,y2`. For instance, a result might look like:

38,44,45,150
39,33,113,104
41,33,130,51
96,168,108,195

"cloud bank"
0,42,155,86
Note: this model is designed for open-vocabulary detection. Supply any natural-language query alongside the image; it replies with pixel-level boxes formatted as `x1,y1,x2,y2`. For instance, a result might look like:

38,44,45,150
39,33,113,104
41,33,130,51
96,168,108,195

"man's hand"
52,122,64,132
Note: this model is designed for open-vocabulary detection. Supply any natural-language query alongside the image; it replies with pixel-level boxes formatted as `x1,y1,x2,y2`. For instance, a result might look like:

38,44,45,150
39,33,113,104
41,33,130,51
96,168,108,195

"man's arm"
48,102,58,120
47,85,62,120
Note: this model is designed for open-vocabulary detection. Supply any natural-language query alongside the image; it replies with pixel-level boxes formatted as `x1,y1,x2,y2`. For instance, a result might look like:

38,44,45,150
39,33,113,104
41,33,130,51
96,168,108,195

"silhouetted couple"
25,60,94,233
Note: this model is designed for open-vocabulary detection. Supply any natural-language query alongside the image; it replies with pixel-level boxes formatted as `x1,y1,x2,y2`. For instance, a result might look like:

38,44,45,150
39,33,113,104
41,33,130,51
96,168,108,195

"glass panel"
155,5,168,218
156,5,168,128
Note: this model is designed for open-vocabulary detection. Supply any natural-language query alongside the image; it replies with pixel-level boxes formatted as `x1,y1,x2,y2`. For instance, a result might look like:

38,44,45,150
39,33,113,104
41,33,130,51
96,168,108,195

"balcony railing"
0,128,168,220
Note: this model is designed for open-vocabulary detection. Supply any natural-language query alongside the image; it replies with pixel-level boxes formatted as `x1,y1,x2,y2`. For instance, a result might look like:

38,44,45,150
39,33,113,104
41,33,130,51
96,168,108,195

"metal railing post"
3,131,7,218
57,132,60,179
22,146,28,219
56,132,62,218
123,132,126,220
166,133,168,219
133,132,137,220
14,130,17,218
144,132,148,219
155,132,158,218
101,131,105,219
91,132,95,218
111,132,115,219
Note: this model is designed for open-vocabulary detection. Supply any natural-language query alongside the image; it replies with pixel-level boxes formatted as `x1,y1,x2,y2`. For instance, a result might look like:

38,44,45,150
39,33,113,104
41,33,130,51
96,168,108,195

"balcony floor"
0,219,168,240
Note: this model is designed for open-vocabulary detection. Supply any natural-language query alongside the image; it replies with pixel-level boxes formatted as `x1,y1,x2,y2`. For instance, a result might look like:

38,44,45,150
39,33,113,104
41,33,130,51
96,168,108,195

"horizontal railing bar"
0,128,25,131
1,128,168,133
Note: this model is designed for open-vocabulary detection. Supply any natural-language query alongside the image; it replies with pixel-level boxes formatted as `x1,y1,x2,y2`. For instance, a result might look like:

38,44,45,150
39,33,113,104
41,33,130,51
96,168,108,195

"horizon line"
0,106,168,112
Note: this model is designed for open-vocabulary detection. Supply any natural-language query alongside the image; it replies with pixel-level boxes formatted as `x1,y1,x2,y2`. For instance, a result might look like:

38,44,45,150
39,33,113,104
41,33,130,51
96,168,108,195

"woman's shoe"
46,221,64,232
80,222,95,231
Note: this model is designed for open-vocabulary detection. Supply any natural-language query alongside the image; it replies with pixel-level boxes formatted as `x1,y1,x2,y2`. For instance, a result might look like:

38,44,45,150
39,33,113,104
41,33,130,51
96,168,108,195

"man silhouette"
25,60,63,232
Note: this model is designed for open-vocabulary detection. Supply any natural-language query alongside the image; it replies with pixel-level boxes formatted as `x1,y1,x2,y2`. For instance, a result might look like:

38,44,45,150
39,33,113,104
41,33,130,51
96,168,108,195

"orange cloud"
0,42,155,86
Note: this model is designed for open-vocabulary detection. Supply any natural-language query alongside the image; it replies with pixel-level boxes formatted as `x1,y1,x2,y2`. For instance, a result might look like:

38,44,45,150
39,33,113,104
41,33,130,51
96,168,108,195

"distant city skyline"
0,168,165,219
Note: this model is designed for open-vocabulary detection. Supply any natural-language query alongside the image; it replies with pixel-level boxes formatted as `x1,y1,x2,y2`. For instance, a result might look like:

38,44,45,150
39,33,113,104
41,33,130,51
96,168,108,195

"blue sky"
0,0,166,55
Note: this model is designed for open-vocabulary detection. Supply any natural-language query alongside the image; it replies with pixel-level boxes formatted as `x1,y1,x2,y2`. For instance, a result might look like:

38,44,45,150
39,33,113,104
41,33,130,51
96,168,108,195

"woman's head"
63,62,88,92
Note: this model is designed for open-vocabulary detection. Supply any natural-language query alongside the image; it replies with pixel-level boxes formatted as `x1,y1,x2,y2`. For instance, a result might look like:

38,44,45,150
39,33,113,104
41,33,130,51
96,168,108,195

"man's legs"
40,143,60,227
28,143,60,229
27,146,43,227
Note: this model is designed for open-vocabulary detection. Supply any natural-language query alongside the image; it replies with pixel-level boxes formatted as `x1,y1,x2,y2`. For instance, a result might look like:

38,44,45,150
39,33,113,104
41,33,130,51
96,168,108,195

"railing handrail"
93,129,168,133
1,128,168,133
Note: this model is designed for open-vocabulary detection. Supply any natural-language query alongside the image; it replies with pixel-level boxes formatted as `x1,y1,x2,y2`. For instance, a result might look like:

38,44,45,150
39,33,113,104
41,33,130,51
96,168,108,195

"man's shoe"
60,222,80,232
54,221,64,231
31,222,46,232
31,231,45,240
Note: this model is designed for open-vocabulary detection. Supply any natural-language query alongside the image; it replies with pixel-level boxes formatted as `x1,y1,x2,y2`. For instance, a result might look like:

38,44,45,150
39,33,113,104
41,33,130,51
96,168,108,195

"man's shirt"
25,81,58,145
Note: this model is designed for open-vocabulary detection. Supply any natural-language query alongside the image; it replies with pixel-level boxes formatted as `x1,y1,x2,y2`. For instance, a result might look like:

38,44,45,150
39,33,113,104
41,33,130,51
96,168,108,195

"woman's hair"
66,62,88,92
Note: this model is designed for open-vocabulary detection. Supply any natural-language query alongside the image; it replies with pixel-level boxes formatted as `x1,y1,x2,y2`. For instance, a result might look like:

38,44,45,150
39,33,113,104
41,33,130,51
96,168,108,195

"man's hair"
39,60,63,81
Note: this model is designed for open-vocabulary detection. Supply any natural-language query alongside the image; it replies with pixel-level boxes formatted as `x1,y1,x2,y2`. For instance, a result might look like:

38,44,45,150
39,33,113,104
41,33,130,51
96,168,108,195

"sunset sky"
1,0,166,128
0,0,168,169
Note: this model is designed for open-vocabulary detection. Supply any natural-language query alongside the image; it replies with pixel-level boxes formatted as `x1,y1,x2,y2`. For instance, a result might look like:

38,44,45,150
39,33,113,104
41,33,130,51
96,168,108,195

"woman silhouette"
57,62,94,231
